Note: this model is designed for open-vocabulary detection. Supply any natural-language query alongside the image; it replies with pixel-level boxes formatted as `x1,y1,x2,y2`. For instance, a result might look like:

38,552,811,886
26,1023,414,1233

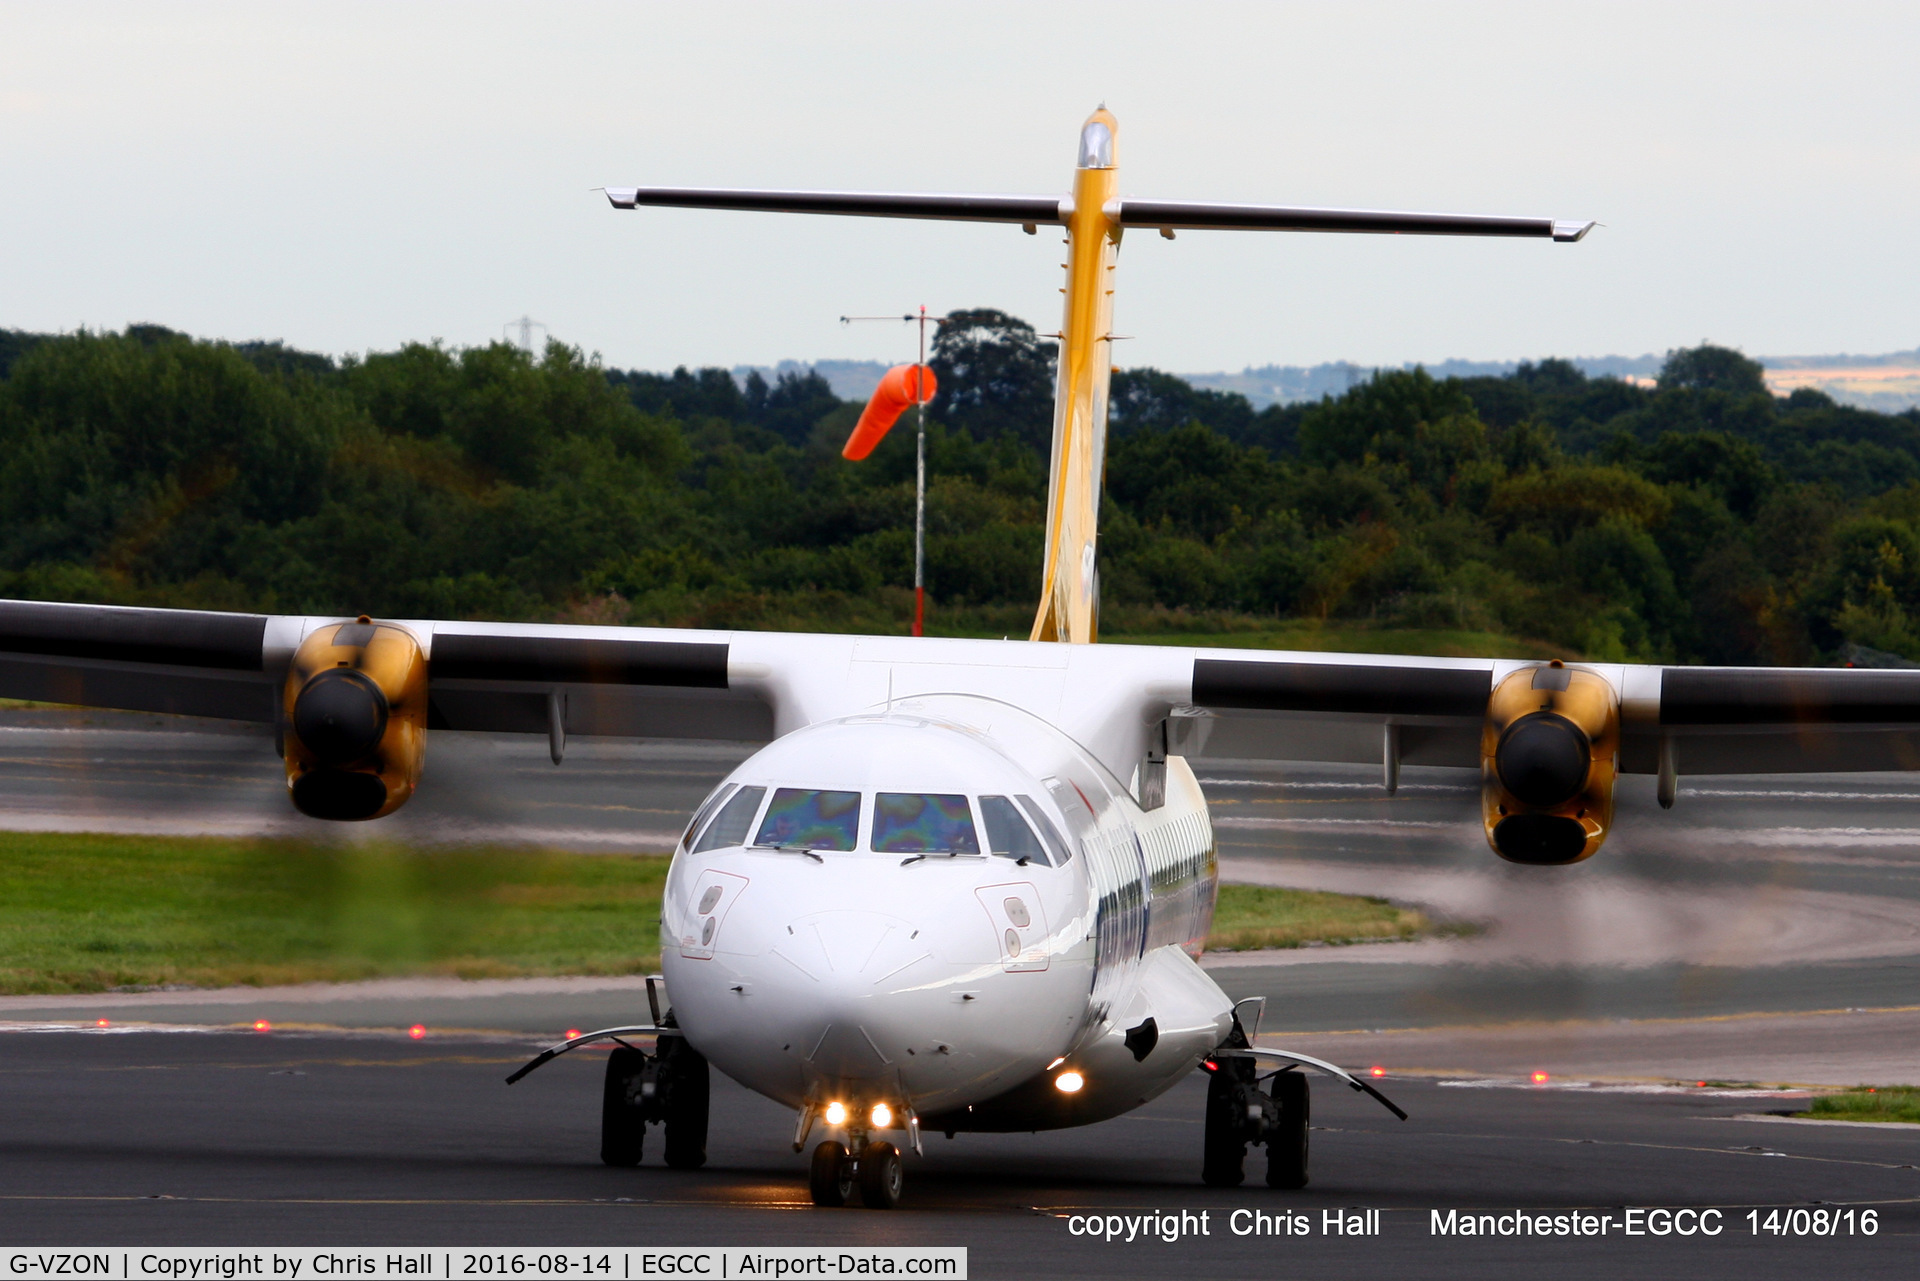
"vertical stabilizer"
1031,108,1121,644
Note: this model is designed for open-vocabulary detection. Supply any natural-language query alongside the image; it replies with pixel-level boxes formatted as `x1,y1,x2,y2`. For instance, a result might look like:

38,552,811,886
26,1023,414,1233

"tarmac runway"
0,708,1916,1270
0,1026,1913,1276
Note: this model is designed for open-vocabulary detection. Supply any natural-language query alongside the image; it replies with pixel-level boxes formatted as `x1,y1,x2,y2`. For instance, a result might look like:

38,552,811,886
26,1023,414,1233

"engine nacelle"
282,617,428,821
1481,661,1618,865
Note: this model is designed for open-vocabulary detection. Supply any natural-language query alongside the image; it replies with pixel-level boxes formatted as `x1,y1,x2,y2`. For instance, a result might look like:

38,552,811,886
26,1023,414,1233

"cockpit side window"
873,793,980,854
692,785,765,853
755,787,862,852
681,783,736,850
1017,794,1074,865
980,795,1048,865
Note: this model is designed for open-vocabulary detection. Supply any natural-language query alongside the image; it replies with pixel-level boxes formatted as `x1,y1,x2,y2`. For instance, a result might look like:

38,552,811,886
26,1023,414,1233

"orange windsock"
842,364,936,460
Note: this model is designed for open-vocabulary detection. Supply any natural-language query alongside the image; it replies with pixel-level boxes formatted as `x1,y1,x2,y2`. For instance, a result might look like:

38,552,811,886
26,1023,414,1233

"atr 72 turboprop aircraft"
6,109,1918,1209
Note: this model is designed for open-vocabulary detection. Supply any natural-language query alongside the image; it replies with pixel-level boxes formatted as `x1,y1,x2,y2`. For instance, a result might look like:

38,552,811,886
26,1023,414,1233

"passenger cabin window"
1018,794,1074,864
872,793,980,854
979,795,1048,865
1078,120,1113,169
755,787,861,851
681,783,736,849
692,785,764,853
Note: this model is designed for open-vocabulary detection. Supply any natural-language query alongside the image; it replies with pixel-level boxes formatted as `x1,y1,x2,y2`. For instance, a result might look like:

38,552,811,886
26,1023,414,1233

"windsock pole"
913,307,928,637
839,306,944,637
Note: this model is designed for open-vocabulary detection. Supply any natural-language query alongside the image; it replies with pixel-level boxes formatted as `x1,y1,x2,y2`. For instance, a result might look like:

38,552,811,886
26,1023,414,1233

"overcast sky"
3,2,1917,375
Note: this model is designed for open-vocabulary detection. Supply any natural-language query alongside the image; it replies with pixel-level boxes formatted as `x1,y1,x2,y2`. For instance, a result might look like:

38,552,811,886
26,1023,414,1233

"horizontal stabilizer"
603,187,1065,225
1109,198,1593,242
601,188,1593,241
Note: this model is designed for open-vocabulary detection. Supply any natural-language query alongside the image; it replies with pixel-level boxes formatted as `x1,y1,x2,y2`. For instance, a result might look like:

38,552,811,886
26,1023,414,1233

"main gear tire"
658,1036,710,1170
1265,1070,1310,1189
599,1046,647,1168
1201,1066,1247,1187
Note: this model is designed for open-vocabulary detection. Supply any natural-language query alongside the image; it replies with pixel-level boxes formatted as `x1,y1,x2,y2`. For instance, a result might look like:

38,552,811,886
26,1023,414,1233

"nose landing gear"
808,1137,904,1209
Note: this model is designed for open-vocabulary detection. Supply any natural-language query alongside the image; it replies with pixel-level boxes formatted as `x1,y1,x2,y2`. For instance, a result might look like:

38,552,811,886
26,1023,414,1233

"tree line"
3,313,1919,664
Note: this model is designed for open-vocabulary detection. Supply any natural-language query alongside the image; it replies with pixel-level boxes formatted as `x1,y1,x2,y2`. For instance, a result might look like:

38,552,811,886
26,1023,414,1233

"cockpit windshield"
1077,120,1113,169
692,785,763,853
873,793,980,854
979,794,1048,865
755,787,861,851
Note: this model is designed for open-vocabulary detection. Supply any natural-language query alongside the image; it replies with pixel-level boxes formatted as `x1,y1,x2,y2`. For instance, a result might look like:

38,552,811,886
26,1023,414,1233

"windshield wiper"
899,850,985,866
750,842,827,863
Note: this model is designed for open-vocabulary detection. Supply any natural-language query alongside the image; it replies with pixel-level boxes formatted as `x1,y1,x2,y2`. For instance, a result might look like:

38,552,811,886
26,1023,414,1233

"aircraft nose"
773,909,934,1078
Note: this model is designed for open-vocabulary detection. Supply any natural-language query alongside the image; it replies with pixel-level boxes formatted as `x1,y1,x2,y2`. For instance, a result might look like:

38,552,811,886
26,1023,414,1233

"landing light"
824,1101,848,1126
870,1103,893,1129
1055,1071,1085,1094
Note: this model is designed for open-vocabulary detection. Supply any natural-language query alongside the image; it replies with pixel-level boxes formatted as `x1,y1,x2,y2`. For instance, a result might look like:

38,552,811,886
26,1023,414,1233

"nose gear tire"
809,1141,853,1207
858,1141,904,1209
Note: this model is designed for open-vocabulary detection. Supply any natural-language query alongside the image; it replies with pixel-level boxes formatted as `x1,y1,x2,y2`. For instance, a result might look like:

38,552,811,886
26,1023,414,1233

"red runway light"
1370,1066,1386,1077
95,1019,109,1028
566,1029,581,1040
253,1020,271,1032
1697,1081,1707,1088
408,1024,426,1040
1531,1071,1550,1084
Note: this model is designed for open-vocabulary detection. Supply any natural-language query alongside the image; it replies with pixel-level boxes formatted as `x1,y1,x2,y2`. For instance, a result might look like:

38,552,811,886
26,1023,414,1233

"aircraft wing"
603,188,1592,241
4,598,1917,781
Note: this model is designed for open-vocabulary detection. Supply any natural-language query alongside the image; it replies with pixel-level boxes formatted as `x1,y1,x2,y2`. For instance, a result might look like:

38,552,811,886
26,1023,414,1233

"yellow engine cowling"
282,617,428,821
1481,661,1618,865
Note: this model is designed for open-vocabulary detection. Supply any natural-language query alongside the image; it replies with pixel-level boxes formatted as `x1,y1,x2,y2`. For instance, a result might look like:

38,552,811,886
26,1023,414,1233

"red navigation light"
1201,1059,1218,1073
409,1024,426,1040
1531,1070,1550,1084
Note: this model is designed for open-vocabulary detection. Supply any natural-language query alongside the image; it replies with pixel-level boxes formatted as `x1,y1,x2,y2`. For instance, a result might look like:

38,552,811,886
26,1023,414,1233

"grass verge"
1207,884,1441,951
0,832,668,994
1799,1087,1920,1123
0,833,1437,993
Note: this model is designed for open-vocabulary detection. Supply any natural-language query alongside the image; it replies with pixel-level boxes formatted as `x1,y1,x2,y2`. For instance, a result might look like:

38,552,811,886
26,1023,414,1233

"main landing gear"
1202,1053,1310,1189
808,1139,904,1209
600,1030,710,1169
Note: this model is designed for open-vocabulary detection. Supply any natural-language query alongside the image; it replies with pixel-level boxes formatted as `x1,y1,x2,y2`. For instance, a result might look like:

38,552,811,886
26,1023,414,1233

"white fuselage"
659,694,1232,1139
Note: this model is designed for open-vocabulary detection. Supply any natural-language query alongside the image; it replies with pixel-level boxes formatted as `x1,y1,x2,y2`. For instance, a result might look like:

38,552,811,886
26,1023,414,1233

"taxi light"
824,1101,848,1126
409,1024,426,1040
870,1103,893,1129
1054,1070,1085,1094
1531,1070,1550,1084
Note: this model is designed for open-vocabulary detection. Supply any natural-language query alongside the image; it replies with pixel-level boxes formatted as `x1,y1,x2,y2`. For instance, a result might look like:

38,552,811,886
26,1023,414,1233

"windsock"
842,364,936,460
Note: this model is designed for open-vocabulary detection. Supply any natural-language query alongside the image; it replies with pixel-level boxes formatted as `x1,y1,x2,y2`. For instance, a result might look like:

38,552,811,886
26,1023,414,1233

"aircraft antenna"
839,306,947,637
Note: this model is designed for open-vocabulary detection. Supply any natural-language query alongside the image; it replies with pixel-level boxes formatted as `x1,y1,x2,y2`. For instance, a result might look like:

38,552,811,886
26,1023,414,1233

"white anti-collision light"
824,1101,847,1125
870,1103,893,1128
1054,1070,1085,1094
